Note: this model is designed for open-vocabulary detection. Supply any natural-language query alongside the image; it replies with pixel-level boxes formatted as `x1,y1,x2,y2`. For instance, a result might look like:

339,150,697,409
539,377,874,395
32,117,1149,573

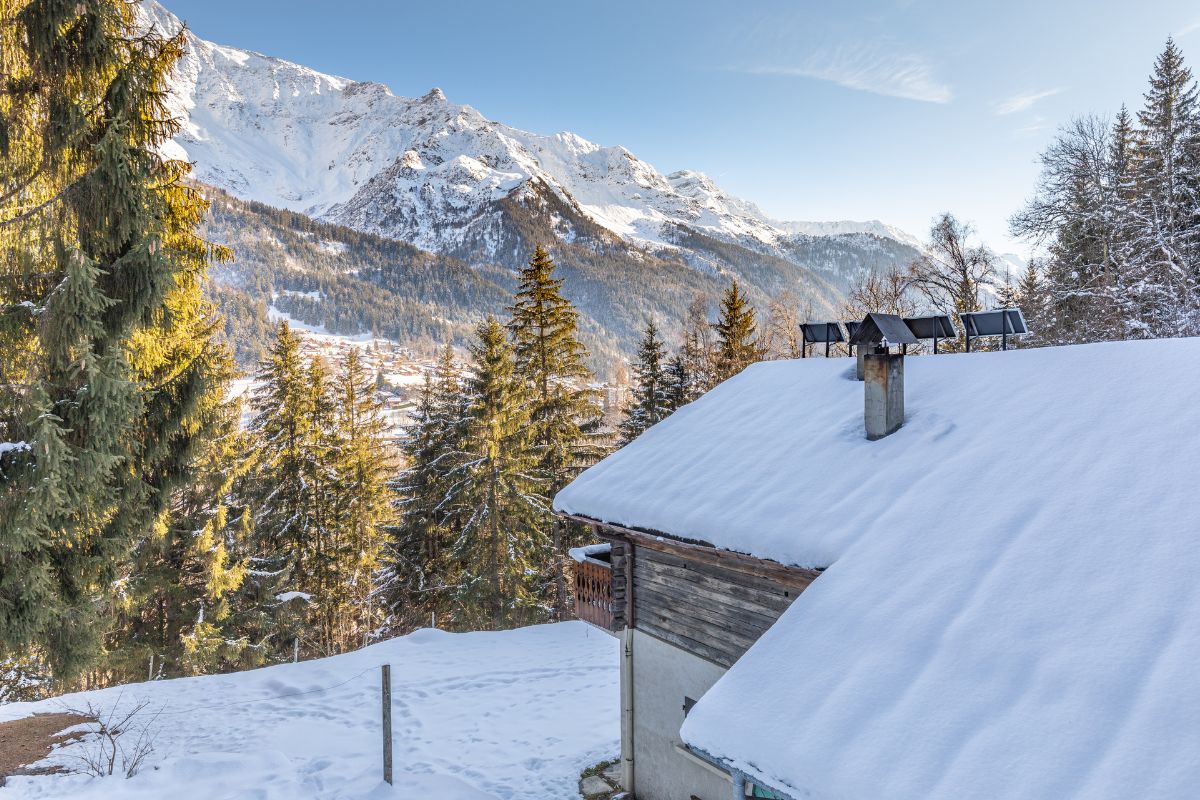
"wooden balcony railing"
572,545,616,633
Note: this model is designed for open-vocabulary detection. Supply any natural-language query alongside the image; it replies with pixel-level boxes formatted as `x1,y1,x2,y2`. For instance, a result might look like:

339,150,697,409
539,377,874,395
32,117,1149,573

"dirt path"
0,713,92,782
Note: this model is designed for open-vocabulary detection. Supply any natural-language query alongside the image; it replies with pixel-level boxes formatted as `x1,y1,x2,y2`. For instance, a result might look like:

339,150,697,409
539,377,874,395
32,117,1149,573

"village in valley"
235,314,630,443
2,1,1200,800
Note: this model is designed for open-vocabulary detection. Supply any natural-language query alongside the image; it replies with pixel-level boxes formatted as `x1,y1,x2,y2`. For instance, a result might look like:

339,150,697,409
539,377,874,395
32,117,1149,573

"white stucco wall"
630,628,732,800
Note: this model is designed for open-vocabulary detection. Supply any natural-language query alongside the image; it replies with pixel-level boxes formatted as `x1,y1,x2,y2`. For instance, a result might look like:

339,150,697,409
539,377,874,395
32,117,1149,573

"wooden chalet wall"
589,521,820,669
578,515,820,666
633,539,816,667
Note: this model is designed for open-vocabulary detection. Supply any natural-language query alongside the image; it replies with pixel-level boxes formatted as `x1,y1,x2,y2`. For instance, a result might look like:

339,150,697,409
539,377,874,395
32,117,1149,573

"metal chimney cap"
847,313,919,347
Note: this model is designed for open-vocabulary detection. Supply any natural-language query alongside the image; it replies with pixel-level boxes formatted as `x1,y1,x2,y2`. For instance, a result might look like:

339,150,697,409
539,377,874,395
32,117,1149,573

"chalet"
556,334,1200,800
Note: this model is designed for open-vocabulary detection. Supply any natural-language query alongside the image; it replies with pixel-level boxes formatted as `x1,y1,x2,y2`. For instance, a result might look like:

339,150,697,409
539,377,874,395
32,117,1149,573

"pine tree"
448,319,547,628
246,321,321,657
507,246,603,489
0,1,233,676
620,322,670,444
381,344,467,633
664,352,695,412
331,348,394,644
507,246,603,617
102,346,257,681
711,281,762,384
1130,38,1200,334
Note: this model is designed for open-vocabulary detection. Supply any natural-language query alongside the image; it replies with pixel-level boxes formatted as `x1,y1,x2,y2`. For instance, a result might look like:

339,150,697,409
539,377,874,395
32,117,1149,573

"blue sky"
164,0,1200,254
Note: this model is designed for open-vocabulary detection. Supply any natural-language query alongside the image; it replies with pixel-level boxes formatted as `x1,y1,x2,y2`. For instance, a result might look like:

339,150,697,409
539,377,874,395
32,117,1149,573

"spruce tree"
249,322,308,571
0,1,233,676
1131,38,1200,334
246,321,318,656
302,355,343,653
619,321,670,444
103,345,256,681
664,352,695,412
381,375,441,632
1016,262,1049,347
507,246,602,616
507,246,603,488
383,345,466,632
448,319,547,628
711,281,762,384
331,348,394,643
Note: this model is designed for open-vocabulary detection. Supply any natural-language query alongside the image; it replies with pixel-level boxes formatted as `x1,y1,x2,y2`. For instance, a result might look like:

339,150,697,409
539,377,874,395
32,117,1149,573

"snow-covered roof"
555,338,1200,799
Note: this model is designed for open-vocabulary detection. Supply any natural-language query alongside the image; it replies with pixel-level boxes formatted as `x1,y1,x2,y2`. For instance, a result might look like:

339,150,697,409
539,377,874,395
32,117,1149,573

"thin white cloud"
1178,19,1200,37
733,43,953,104
995,88,1064,115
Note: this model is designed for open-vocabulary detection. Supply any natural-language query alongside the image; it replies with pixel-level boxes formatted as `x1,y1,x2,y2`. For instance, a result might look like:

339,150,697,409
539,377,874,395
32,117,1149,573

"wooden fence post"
382,664,393,785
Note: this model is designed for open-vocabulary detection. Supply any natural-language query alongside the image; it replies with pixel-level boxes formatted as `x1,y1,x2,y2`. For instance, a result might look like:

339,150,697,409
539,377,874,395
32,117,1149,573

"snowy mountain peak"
772,219,925,250
143,0,921,271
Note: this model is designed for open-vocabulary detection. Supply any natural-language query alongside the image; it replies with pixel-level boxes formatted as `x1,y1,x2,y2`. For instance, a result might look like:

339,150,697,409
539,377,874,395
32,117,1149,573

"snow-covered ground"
1,623,618,799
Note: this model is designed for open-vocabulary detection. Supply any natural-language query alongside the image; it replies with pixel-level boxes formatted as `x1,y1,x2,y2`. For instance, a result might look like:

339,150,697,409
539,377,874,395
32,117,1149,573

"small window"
747,784,784,798
682,696,697,717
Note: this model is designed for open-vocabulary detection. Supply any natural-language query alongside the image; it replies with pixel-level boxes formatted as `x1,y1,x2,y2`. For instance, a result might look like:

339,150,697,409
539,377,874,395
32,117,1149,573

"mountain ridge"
141,1,920,268
141,0,923,368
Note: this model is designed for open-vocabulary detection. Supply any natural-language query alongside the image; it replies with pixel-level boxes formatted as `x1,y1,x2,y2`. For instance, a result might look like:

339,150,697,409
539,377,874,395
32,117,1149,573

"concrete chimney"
863,348,904,440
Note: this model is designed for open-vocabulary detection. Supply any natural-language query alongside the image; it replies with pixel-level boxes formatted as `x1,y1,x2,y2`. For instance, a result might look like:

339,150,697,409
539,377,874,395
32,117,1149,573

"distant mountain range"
140,1,924,366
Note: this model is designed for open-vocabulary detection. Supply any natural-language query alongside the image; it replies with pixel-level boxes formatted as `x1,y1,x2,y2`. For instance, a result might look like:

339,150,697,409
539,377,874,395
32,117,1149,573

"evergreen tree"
1130,38,1200,334
382,345,469,632
1011,113,1135,343
447,319,547,628
331,348,394,643
102,347,256,681
248,322,308,579
301,354,342,653
0,1,232,676
664,352,695,412
507,246,603,617
620,322,670,444
507,246,603,489
245,322,320,657
711,281,762,384
1016,262,1049,347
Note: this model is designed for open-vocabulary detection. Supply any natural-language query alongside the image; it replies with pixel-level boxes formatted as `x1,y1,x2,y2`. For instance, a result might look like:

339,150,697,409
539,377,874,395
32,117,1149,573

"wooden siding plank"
637,554,795,615
638,544,811,599
636,616,745,668
633,565,788,626
633,583,776,638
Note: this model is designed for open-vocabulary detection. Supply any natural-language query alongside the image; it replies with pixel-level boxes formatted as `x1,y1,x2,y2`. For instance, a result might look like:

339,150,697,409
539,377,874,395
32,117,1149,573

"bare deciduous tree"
761,290,807,359
907,213,997,319
840,269,919,321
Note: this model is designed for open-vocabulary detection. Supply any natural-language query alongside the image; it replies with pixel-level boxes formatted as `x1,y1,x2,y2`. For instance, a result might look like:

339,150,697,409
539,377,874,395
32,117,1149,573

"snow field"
1,623,619,799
